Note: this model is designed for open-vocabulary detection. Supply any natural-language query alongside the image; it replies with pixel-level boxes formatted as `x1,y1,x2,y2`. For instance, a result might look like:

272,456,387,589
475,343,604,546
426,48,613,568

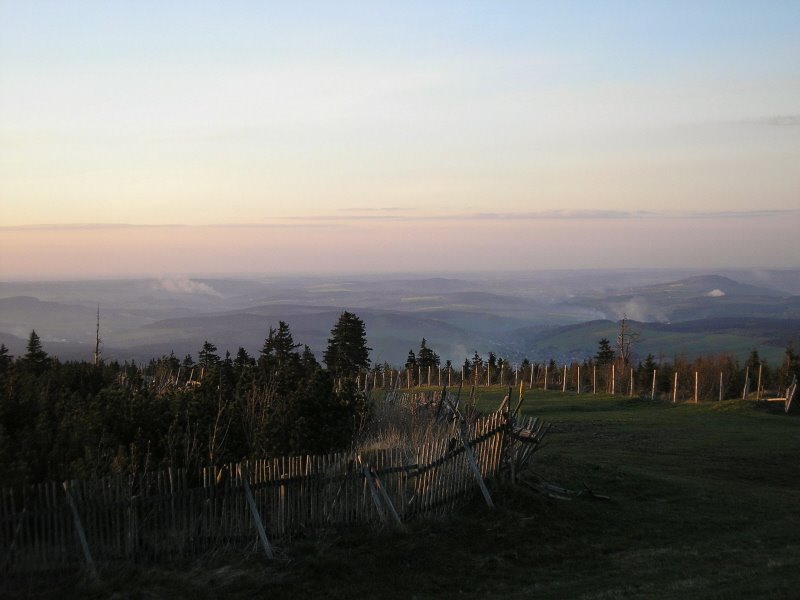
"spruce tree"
323,312,370,377
23,330,49,373
595,338,615,365
198,341,220,368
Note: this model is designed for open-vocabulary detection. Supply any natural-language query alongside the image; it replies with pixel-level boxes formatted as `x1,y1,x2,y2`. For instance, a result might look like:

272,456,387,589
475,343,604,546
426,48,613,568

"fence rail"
1,411,508,575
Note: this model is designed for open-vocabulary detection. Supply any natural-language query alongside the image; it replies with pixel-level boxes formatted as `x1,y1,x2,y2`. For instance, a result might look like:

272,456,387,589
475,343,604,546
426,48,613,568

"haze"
1,2,799,278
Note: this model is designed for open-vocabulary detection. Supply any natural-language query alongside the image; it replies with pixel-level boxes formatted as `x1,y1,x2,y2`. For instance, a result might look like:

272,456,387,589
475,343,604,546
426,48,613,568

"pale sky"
1,1,798,278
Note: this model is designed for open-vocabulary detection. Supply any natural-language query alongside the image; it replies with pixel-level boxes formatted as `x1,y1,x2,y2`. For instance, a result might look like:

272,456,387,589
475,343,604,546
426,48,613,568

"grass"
22,389,800,599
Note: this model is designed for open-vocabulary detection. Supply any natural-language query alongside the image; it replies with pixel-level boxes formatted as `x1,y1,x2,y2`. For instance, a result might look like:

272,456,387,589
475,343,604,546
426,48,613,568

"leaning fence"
1,411,509,575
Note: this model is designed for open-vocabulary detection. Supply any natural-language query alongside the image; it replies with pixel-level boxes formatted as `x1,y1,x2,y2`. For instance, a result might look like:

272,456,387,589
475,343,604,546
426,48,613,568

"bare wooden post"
562,365,567,393
407,368,411,389
544,364,548,391
719,371,723,402
593,366,597,395
459,425,493,508
514,367,518,387
757,364,763,401
371,469,404,529
239,465,274,559
62,482,97,578
651,369,656,401
694,371,699,403
786,376,797,414
486,364,490,387
611,364,616,395
742,366,749,400
357,457,387,525
629,367,634,397
418,367,422,388
427,366,431,387
673,371,678,403
529,366,533,388
500,363,504,386
577,365,581,394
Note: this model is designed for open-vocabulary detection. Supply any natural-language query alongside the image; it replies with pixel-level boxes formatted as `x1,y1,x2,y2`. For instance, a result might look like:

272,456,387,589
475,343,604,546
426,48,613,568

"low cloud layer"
155,277,221,296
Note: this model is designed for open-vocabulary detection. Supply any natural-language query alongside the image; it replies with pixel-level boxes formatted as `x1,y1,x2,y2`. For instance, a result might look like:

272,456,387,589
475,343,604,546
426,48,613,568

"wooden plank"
62,481,97,578
459,423,494,508
239,464,274,559
357,456,387,525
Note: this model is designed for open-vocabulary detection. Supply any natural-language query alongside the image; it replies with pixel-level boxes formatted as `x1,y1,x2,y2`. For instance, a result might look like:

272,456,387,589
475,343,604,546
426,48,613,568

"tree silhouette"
323,311,370,377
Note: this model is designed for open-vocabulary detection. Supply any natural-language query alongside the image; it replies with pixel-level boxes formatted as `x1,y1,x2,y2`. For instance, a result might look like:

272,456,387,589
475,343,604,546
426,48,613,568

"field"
30,390,800,599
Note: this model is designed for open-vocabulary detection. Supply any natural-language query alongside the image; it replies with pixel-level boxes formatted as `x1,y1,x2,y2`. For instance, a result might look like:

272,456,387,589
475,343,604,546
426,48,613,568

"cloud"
2,208,798,233
282,208,800,223
759,115,800,127
155,277,221,296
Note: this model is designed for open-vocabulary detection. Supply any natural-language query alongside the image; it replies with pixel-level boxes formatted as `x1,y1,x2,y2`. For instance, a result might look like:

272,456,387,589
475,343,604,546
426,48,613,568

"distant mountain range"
1,269,798,366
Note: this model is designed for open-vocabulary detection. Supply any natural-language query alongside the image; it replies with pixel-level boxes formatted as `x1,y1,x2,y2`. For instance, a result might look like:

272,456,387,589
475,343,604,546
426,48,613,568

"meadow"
55,389,799,600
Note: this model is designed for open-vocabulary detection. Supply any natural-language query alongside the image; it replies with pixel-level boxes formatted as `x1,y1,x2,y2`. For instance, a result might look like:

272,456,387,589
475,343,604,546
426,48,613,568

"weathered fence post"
651,369,656,401
239,464,274,559
62,481,97,578
459,423,494,508
757,364,763,401
673,371,678,404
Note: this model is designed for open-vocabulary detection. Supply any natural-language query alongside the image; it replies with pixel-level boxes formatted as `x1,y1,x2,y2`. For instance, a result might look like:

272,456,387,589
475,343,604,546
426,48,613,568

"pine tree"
0,344,12,373
323,312,370,377
417,338,440,371
259,321,302,388
595,338,615,365
23,330,49,373
198,341,220,368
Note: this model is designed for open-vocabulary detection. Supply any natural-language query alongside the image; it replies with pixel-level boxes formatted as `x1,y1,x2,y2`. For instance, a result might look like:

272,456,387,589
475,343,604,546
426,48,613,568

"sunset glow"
1,1,799,278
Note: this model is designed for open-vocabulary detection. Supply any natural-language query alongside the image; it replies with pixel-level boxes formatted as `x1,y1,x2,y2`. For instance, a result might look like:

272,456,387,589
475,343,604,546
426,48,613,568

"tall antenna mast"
93,304,101,366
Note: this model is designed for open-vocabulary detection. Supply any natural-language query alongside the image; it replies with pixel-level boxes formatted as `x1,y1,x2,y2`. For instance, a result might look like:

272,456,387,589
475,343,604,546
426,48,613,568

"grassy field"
43,390,800,599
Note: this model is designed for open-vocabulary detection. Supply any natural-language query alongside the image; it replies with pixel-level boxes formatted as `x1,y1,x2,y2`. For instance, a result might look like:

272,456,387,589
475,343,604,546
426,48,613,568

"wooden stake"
719,372,723,402
577,365,581,394
239,464,274,559
459,425,493,508
651,369,656,401
694,371,698,403
593,366,597,395
629,367,634,397
544,364,548,391
63,482,97,578
673,371,678,403
757,364,763,401
562,365,567,393
742,366,749,400
611,364,615,395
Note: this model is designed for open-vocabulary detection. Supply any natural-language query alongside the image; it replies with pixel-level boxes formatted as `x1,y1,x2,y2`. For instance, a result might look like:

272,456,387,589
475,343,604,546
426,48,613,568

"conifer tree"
595,338,615,365
23,330,49,373
323,311,370,377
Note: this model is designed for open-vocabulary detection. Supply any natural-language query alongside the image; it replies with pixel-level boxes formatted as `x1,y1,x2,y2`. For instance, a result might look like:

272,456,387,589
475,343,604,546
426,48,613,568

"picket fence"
1,411,508,575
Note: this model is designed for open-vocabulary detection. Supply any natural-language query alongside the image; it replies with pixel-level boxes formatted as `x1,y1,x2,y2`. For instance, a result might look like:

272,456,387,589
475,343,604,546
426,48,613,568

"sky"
1,1,799,279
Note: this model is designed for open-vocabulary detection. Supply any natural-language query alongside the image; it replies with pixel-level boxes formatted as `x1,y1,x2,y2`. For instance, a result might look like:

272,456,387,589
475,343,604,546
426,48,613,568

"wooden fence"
1,411,508,575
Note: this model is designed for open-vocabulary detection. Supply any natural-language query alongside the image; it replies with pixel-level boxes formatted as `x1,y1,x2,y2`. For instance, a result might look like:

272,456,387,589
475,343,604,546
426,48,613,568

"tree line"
0,312,370,489
1,313,798,489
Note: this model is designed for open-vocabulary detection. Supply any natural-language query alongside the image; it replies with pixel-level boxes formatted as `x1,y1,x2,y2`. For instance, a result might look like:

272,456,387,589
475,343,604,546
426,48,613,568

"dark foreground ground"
12,391,800,599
